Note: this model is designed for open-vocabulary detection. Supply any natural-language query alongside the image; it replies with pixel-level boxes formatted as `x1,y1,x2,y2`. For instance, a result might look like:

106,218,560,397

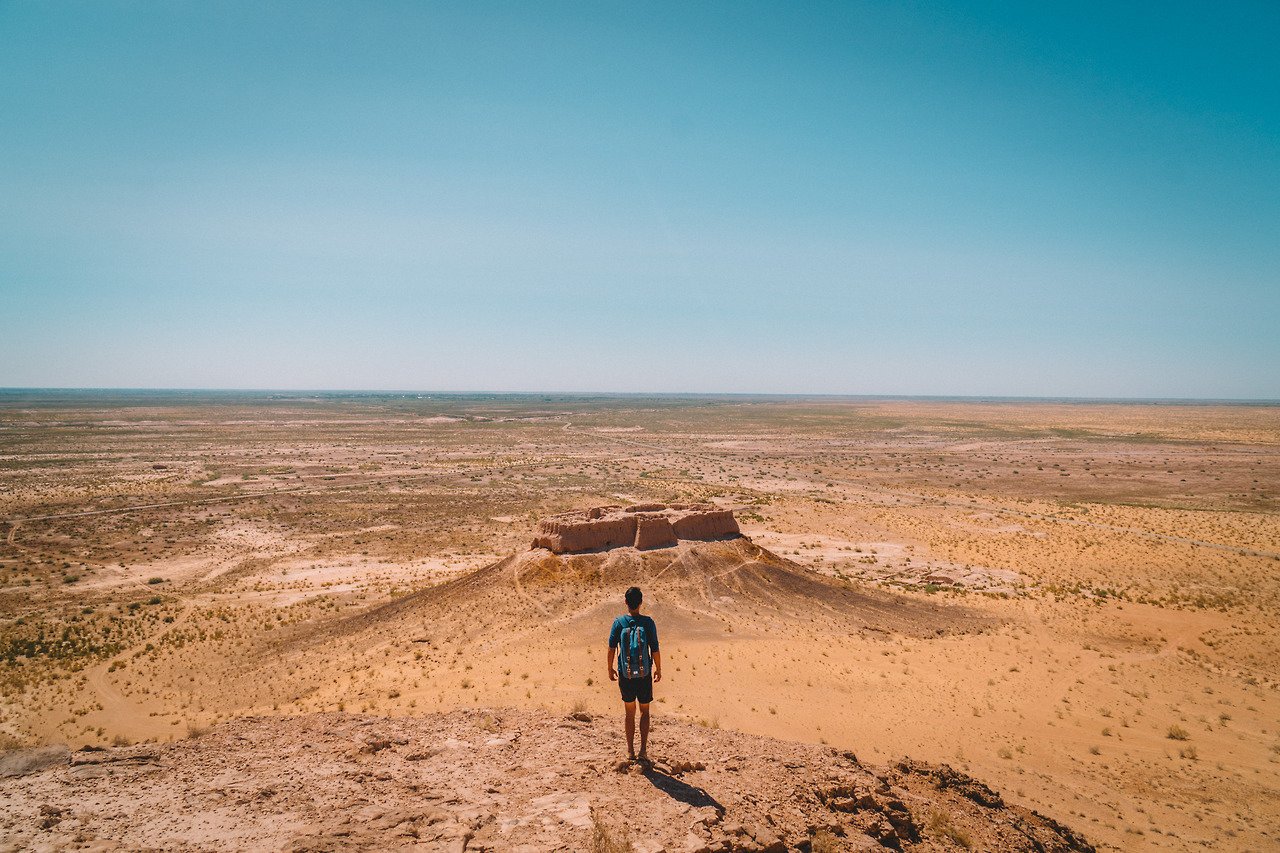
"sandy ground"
1,393,1277,852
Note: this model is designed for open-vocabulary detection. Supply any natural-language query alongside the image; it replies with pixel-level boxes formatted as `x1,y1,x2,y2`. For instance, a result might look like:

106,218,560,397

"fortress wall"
532,504,741,554
634,515,678,550
671,509,740,541
532,515,636,553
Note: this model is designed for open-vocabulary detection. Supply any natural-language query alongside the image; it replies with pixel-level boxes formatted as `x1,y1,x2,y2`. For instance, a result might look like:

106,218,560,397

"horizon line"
1,387,1278,405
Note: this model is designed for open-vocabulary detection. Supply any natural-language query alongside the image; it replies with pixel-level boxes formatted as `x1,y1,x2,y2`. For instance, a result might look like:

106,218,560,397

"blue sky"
2,2,1277,397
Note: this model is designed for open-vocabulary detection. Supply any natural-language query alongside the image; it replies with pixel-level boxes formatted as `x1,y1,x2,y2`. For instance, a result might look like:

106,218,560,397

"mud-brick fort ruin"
531,504,740,554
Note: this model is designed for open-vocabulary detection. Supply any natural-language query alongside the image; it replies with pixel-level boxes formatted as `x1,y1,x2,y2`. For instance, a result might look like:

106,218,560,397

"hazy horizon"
3,2,1278,398
2,386,1277,405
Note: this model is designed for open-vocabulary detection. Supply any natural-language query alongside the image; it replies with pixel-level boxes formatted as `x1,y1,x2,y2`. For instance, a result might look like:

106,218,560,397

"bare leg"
624,701,637,759
638,703,651,760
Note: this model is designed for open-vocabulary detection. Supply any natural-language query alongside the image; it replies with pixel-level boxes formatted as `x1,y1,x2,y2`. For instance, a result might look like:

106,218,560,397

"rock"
68,747,158,767
0,745,68,779
681,833,710,853
897,759,1006,808
845,834,885,852
556,801,592,828
667,759,706,775
405,748,441,761
746,823,785,853
691,807,720,827
38,804,65,829
883,803,919,843
359,737,391,754
865,816,900,850
0,709,1093,853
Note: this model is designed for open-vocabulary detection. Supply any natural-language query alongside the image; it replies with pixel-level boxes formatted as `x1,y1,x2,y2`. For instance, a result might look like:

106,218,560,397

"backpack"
617,616,652,679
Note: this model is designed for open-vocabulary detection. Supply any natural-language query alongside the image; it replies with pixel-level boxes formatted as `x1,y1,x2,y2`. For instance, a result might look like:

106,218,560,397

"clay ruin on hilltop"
531,503,741,554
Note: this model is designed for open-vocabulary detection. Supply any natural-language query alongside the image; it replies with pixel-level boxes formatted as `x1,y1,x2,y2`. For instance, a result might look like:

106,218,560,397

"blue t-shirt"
609,614,659,654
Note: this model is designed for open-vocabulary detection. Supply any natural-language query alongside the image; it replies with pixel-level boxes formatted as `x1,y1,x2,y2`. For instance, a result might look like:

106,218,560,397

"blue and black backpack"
617,615,652,679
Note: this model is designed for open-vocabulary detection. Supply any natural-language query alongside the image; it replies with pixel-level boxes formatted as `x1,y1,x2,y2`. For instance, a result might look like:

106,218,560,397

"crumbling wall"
671,509,739,541
532,504,741,554
531,515,637,553
634,515,678,550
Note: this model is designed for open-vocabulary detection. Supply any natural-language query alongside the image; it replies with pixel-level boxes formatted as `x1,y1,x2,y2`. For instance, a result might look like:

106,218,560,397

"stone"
865,817,900,850
681,833,711,853
0,745,68,779
38,804,65,830
360,737,392,754
555,801,592,828
746,823,785,853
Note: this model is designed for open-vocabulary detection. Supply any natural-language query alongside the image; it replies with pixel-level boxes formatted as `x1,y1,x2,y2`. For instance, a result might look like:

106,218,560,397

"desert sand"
1,392,1277,851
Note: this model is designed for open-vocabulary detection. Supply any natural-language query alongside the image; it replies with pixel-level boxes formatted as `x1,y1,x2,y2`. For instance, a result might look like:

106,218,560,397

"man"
607,586,662,762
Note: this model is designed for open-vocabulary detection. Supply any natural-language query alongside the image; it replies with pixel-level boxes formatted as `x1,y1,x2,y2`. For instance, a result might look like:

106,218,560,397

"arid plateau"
1,392,1277,852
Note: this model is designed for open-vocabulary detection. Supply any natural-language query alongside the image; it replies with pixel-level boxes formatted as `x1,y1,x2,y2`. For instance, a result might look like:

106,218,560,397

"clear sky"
2,2,1277,397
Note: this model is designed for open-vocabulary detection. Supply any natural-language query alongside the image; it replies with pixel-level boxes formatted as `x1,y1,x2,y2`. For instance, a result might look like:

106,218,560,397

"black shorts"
618,674,653,704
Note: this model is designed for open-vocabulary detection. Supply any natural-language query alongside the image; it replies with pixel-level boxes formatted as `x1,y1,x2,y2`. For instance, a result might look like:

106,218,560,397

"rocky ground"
0,708,1092,852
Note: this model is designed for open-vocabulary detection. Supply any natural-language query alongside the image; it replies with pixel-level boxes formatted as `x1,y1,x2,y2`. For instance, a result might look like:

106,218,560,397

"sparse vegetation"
590,811,634,853
927,810,973,848
809,829,840,853
0,393,1275,853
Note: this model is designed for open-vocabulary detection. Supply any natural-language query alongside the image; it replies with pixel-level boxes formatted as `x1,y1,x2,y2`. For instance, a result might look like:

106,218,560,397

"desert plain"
0,391,1277,851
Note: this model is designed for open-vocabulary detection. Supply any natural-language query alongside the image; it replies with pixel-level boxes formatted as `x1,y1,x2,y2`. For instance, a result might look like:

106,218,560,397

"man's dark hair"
625,586,642,609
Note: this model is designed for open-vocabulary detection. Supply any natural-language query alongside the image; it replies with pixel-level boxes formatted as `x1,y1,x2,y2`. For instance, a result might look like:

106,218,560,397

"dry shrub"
810,829,841,853
590,811,634,853
926,810,972,849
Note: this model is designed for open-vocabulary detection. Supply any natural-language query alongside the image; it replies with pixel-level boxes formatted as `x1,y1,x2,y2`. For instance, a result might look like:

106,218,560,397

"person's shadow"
641,766,725,815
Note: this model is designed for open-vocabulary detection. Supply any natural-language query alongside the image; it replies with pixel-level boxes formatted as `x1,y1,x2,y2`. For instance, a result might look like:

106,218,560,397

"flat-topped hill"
532,504,741,553
338,537,989,643
1,708,1093,852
